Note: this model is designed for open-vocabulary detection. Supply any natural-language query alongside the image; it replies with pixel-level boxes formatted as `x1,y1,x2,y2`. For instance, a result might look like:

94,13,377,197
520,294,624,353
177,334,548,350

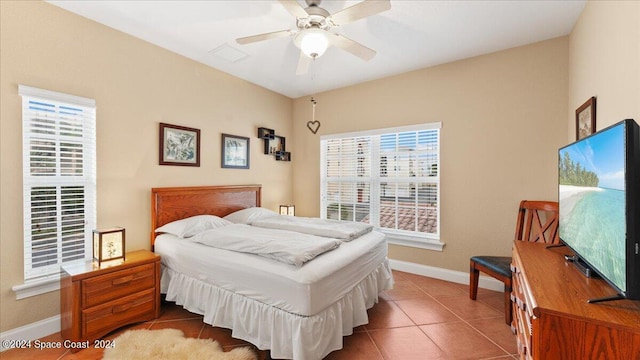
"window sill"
383,231,445,251
11,274,61,300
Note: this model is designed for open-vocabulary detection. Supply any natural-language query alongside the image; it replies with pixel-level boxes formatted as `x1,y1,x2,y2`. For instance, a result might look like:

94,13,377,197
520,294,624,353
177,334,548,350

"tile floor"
1,270,517,360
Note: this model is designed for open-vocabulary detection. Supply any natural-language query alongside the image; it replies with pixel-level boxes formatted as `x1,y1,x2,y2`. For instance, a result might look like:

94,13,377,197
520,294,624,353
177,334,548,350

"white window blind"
20,85,96,281
321,123,441,246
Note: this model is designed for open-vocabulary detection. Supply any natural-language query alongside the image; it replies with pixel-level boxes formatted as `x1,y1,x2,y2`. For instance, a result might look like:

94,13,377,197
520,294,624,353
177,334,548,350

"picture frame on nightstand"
93,227,126,266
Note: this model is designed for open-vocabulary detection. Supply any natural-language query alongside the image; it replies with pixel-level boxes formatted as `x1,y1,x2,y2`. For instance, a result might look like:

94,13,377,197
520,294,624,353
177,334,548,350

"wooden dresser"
510,241,640,359
60,250,160,349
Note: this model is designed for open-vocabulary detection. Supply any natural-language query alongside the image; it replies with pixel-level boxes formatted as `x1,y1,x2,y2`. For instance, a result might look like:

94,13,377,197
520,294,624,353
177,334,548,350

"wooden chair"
469,200,560,325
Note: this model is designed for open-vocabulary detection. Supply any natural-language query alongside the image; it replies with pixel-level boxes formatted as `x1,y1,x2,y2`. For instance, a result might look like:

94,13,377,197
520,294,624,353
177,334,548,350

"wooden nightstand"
60,250,160,350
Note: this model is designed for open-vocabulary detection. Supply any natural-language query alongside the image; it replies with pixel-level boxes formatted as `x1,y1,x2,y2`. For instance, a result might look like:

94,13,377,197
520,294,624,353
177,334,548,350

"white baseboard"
0,262,502,352
388,259,504,292
0,315,60,352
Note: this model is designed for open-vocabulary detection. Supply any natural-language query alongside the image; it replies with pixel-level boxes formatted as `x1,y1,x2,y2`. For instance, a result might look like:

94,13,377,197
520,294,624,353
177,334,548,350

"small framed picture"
222,133,250,169
576,97,596,140
159,123,200,166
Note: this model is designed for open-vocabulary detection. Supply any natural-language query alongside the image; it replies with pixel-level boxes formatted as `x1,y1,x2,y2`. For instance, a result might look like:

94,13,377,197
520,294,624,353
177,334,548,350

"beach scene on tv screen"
559,124,626,292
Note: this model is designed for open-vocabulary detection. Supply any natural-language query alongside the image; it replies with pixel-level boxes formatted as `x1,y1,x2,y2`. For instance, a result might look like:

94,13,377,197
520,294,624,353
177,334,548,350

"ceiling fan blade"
329,33,376,61
236,29,293,45
278,0,309,18
328,0,391,26
296,51,312,75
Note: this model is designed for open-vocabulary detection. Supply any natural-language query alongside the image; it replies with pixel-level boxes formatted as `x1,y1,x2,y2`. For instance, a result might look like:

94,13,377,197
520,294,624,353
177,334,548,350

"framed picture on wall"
576,97,596,140
159,123,200,166
222,133,250,169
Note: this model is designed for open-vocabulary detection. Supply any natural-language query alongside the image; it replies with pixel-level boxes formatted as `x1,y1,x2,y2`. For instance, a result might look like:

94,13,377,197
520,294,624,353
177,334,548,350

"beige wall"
292,37,569,271
568,0,640,136
0,1,293,332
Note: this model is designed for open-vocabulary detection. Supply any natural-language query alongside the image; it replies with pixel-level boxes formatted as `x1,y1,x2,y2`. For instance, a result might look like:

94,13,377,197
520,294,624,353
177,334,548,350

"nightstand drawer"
82,288,156,339
61,250,160,352
82,263,155,308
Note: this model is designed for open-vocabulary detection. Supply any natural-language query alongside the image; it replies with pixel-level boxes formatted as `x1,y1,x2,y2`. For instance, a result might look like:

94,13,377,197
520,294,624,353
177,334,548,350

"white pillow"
155,215,232,238
223,207,278,224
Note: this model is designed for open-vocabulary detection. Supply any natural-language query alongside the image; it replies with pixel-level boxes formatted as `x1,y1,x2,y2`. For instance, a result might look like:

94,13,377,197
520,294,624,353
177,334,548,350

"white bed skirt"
161,259,394,360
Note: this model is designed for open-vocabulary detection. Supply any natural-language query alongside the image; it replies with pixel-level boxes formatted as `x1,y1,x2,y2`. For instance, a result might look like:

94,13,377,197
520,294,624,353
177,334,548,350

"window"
19,85,96,282
321,123,442,250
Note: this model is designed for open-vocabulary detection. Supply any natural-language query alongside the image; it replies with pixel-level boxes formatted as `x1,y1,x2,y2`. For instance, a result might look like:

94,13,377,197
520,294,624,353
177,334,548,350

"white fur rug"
102,329,258,360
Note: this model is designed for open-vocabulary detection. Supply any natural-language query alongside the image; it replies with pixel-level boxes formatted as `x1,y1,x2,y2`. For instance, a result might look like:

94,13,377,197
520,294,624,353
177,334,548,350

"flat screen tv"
558,118,640,302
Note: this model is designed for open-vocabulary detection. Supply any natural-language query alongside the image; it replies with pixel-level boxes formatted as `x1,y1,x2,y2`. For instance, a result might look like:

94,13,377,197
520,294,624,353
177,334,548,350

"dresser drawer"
82,288,156,339
82,263,155,308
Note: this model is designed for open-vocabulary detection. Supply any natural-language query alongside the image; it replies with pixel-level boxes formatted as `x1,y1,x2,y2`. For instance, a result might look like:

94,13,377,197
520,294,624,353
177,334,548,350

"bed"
150,185,394,359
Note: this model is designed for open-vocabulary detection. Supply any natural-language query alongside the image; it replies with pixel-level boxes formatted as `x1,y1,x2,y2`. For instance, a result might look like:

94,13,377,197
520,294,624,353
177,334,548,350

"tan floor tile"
364,299,415,330
60,345,104,360
434,294,503,320
369,327,446,360
0,343,68,360
324,331,383,360
420,321,509,359
381,279,428,300
395,296,460,325
199,325,247,347
390,270,411,281
353,324,367,332
409,275,468,297
148,318,204,338
158,301,204,321
475,290,507,313
453,280,500,295
467,317,518,355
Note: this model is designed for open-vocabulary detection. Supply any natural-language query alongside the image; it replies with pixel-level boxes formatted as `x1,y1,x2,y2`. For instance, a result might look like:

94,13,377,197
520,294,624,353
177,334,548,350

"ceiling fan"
236,0,391,75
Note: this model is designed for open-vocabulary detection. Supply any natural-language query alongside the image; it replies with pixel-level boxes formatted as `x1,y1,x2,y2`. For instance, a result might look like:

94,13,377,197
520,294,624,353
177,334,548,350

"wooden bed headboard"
150,185,261,247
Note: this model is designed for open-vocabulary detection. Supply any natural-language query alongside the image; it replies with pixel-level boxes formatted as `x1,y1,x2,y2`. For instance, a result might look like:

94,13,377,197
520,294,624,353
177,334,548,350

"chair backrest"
514,200,560,244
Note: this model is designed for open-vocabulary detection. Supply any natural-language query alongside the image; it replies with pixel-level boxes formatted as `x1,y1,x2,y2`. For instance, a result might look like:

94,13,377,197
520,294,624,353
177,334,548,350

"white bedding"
155,230,389,316
249,215,373,241
192,224,341,266
155,230,393,359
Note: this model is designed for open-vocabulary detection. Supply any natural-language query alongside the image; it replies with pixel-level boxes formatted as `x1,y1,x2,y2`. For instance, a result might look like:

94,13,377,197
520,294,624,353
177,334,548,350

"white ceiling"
47,0,585,99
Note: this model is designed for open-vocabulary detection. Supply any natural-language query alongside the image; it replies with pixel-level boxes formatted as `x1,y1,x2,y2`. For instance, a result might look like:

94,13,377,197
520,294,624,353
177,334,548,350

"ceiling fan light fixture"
297,29,329,59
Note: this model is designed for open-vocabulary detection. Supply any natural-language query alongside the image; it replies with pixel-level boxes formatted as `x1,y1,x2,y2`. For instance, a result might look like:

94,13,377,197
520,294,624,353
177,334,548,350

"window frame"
17,85,96,293
320,122,443,251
